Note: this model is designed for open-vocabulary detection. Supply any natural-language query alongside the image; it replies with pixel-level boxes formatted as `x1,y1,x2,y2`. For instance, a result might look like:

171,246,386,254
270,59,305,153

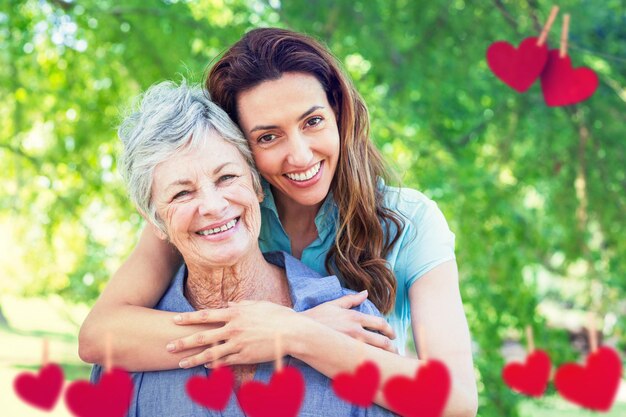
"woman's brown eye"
307,116,323,126
258,134,276,144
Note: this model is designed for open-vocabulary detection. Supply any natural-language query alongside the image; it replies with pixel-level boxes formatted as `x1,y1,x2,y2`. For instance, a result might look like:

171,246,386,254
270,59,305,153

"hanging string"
495,4,626,63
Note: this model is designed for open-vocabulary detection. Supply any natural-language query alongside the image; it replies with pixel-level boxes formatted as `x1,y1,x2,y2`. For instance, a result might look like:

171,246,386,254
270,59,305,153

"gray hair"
118,80,261,234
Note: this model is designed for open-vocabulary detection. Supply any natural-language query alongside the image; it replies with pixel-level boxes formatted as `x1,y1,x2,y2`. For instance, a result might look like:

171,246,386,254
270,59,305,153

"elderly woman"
89,81,396,416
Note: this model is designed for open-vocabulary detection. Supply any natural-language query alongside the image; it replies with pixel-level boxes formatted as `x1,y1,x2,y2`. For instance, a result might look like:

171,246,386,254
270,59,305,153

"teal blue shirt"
258,180,456,354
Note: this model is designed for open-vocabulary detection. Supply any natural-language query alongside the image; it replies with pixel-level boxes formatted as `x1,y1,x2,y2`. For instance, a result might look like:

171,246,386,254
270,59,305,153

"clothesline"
493,1,626,64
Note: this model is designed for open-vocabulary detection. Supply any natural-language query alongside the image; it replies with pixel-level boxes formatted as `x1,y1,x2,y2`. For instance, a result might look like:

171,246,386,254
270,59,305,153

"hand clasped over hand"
168,292,397,369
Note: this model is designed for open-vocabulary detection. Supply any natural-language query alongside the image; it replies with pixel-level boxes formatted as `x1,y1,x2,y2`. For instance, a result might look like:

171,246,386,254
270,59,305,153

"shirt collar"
261,251,345,312
259,178,338,239
168,251,345,314
260,178,280,219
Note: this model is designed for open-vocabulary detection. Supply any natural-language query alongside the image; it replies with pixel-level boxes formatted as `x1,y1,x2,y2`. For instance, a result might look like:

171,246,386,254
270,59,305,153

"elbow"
446,403,478,417
466,379,479,417
460,396,478,417
457,385,478,417
460,395,479,417
78,322,101,364
445,385,478,417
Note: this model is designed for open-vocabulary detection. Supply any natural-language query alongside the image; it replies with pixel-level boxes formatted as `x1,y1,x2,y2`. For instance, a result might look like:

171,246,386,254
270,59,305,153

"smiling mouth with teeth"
196,217,239,236
284,161,322,182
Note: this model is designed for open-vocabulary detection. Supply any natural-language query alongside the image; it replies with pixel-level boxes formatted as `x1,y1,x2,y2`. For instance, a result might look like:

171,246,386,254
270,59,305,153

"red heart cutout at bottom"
383,359,451,417
540,50,599,106
14,363,65,411
332,361,380,407
555,346,622,412
186,366,234,410
64,368,134,417
237,366,305,417
502,350,552,397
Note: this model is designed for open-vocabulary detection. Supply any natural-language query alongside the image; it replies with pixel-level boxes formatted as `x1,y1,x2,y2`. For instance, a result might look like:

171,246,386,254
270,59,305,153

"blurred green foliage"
1,0,624,415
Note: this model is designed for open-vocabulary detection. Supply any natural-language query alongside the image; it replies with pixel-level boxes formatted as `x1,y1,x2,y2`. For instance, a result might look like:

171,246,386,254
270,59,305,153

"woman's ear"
149,223,168,241
250,172,264,203
137,208,168,241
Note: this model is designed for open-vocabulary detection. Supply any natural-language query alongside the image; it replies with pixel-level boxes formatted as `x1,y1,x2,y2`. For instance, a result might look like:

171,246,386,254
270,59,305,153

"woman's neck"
185,250,288,310
273,187,322,257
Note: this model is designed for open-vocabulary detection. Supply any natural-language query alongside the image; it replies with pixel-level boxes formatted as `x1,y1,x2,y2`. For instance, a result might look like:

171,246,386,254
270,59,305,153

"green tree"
2,1,624,416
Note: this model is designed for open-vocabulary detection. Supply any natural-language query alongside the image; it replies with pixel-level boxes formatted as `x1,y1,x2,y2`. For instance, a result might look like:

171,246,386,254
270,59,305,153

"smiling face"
236,72,340,209
151,132,262,268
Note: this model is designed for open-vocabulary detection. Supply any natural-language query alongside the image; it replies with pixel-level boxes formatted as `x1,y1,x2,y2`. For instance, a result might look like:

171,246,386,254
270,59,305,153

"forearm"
79,304,214,372
289,319,476,416
78,225,196,371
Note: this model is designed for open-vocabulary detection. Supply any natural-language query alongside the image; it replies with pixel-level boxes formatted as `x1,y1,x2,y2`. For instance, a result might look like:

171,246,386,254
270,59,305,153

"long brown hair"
206,28,404,313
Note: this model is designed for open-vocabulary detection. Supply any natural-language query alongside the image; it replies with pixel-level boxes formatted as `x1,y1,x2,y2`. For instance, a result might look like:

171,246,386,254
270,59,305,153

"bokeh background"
1,0,625,415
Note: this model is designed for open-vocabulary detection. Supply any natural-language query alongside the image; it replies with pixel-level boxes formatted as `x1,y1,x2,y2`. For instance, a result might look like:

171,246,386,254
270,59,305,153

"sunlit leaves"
1,1,624,415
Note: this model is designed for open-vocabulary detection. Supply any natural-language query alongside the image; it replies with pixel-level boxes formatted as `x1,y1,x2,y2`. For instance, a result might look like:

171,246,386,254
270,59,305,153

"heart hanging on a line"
555,346,622,412
14,363,65,411
64,368,134,417
186,366,234,411
502,349,552,397
332,360,381,407
486,37,549,93
383,359,451,417
540,50,599,106
237,366,305,417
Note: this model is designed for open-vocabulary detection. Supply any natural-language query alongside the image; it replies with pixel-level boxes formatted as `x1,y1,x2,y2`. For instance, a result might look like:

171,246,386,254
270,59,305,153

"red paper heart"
502,349,551,397
383,359,451,417
13,363,64,411
237,366,305,417
541,50,599,106
486,37,549,93
64,368,134,417
554,346,622,412
332,361,380,407
186,366,234,410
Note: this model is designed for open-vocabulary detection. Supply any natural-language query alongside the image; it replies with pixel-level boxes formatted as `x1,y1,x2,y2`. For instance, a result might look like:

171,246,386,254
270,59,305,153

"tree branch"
0,143,39,166
525,0,544,34
47,0,74,11
492,0,522,34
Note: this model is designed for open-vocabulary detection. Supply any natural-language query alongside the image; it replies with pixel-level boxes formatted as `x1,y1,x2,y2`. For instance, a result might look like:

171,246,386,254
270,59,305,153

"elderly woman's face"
151,132,262,268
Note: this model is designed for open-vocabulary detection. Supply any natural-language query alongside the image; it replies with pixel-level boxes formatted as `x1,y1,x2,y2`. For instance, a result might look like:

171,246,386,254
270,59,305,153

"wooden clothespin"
537,6,560,46
587,312,598,353
275,332,283,372
560,13,570,58
417,324,428,364
42,338,49,367
525,325,535,354
105,332,113,373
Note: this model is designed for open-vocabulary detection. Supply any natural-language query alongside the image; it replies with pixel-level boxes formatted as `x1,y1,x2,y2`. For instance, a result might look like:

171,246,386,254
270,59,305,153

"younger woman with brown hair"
79,28,477,415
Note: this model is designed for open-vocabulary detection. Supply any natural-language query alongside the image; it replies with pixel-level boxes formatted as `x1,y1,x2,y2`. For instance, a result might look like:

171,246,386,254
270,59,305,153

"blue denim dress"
91,251,397,417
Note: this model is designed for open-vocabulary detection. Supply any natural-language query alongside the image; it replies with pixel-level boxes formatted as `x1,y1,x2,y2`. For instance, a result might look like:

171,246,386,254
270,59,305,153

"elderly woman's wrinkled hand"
168,300,304,368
